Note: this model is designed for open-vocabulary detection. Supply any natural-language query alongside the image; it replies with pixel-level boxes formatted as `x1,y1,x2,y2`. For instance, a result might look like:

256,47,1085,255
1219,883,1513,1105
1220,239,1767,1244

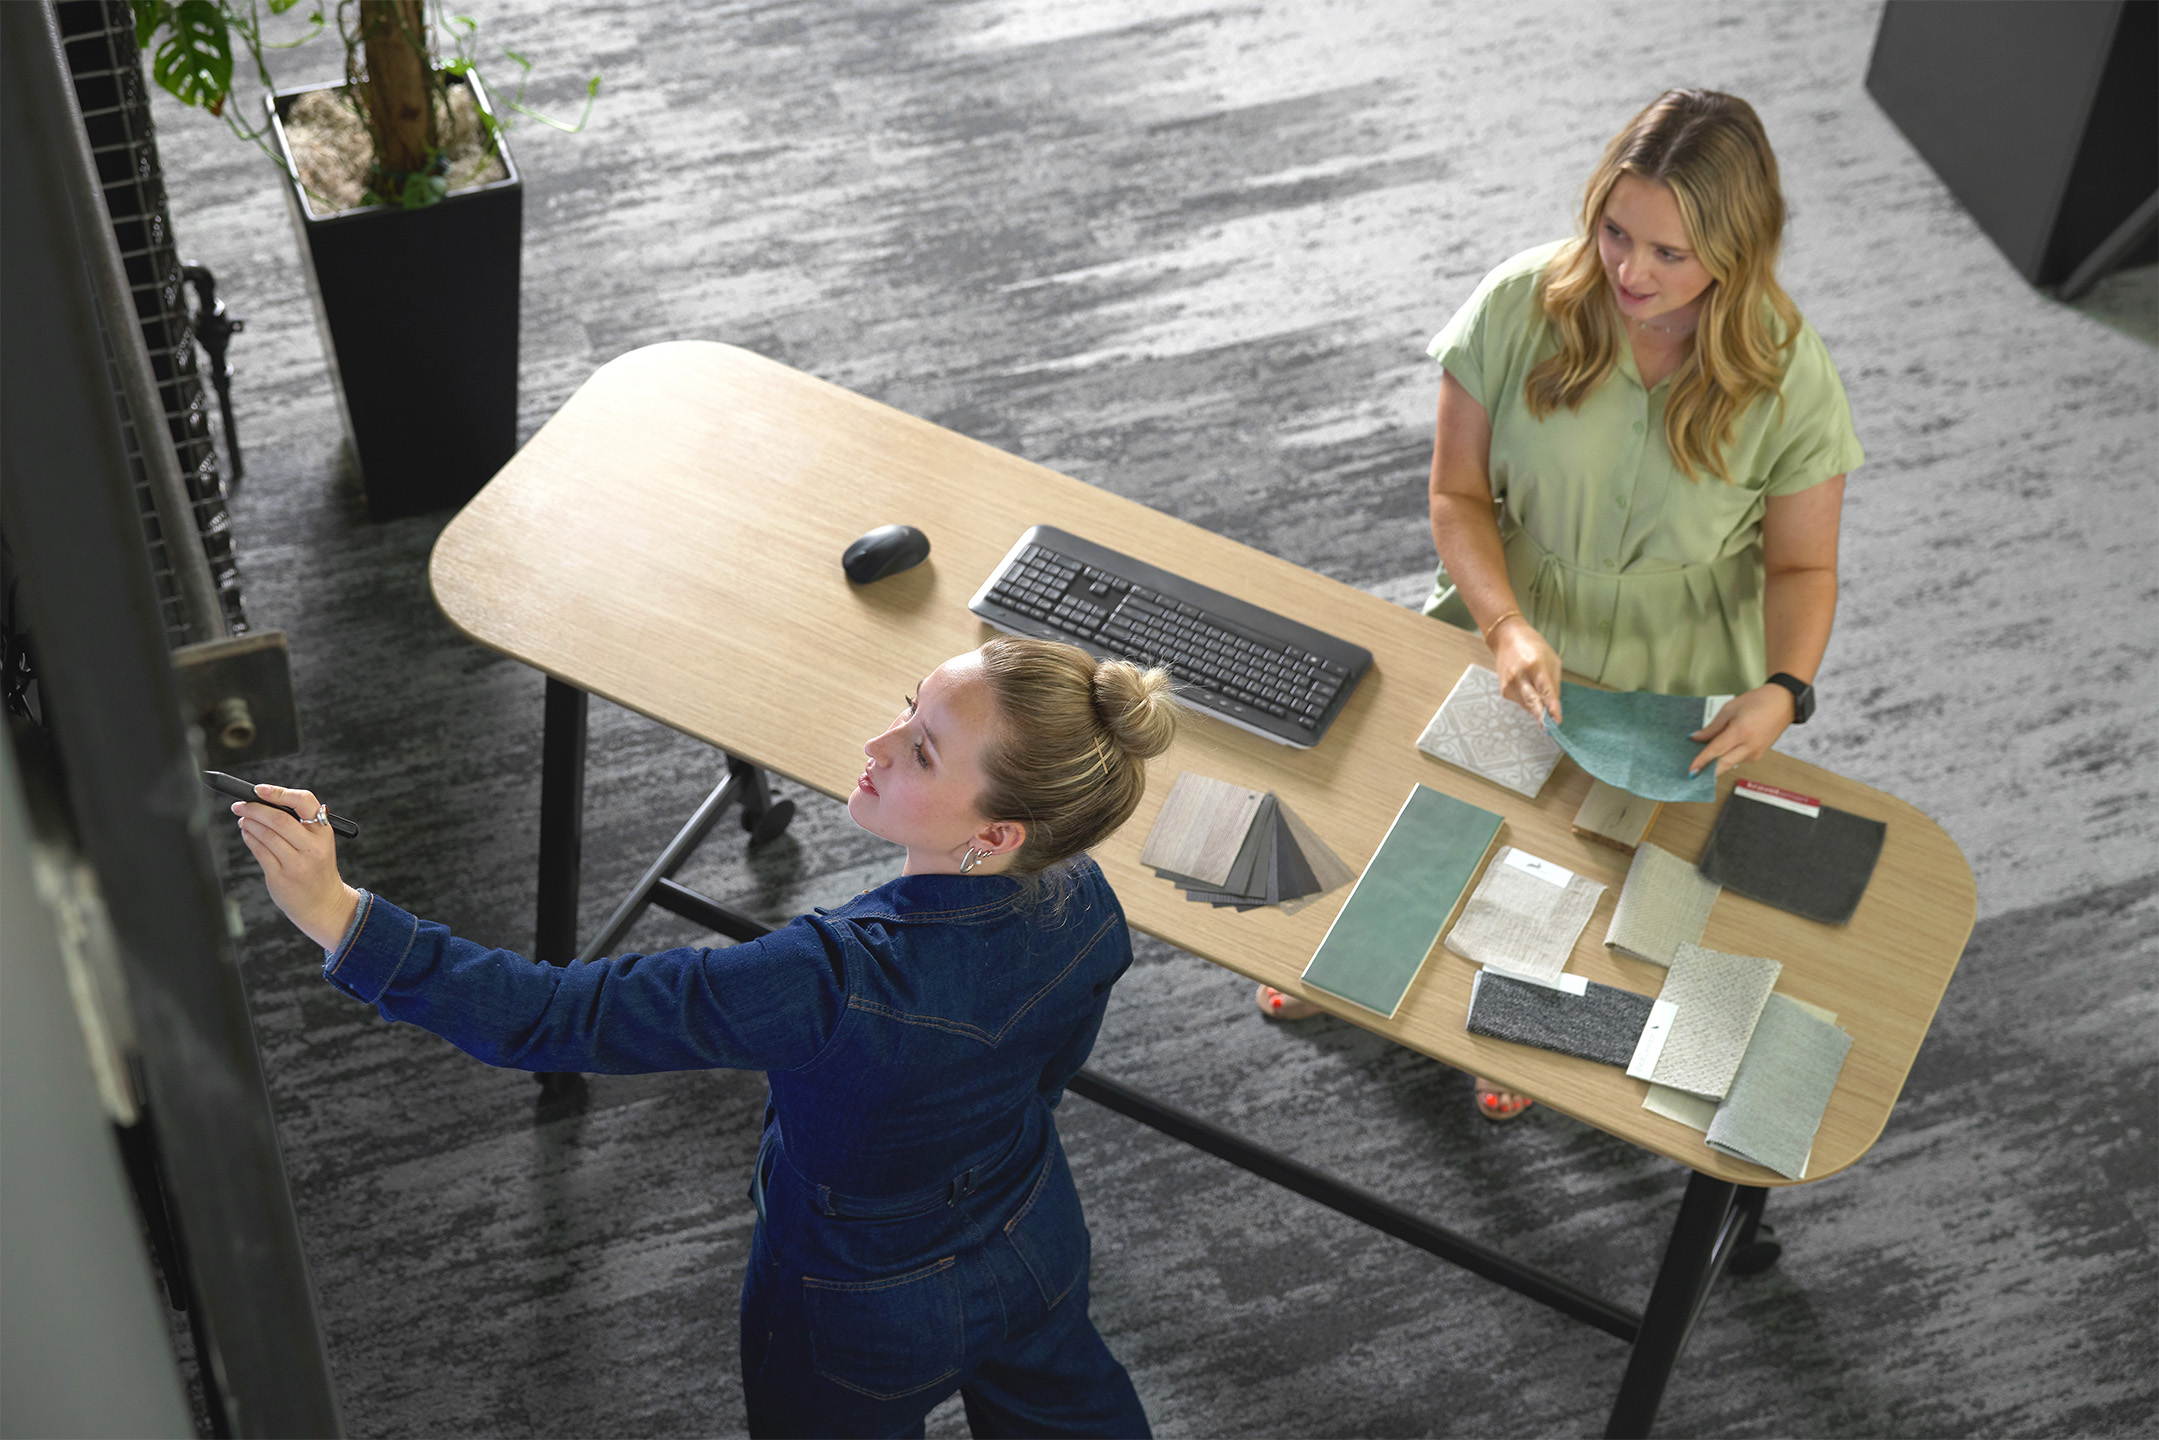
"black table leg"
536,677,588,968
534,678,589,1104
1605,1170,1747,1438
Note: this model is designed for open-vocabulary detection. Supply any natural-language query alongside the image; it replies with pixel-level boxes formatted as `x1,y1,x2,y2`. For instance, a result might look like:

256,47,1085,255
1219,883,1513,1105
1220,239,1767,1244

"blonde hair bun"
1091,660,1179,761
975,638,1182,874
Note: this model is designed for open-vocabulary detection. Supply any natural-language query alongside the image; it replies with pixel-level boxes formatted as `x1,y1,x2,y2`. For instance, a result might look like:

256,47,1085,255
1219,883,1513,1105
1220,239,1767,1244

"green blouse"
1425,241,1864,696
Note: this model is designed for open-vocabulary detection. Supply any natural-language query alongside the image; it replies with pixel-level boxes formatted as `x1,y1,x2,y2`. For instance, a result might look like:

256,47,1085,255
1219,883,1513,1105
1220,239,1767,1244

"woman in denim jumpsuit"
235,639,1175,1438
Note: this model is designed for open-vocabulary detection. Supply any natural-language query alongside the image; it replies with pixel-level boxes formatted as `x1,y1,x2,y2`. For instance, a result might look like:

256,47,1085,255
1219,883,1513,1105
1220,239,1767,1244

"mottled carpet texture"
147,1,2155,1434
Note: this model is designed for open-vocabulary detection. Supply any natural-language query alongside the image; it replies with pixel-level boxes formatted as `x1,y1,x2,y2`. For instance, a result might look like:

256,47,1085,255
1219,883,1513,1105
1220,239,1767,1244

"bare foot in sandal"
1256,983,1321,1020
1472,1078,1534,1122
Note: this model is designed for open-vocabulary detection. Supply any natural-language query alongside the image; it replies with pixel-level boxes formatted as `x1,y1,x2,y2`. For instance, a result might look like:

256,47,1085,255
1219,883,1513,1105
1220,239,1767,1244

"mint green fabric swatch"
1545,683,1718,804
1303,785,1504,1018
1707,993,1854,1179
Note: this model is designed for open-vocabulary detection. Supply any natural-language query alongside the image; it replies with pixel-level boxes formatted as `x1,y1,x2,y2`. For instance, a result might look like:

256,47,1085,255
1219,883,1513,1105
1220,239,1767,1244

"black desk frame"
533,677,1780,1438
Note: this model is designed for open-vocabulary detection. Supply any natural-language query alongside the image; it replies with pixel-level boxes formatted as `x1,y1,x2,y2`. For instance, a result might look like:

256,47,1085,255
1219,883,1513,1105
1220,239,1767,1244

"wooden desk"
431,342,1976,1432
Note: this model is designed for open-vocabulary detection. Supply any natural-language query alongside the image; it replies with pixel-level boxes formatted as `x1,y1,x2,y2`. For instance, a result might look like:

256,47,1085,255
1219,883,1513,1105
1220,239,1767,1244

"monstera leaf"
150,0,234,115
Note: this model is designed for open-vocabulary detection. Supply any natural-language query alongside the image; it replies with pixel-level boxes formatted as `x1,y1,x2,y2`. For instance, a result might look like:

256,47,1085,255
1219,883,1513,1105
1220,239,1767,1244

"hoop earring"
959,847,988,875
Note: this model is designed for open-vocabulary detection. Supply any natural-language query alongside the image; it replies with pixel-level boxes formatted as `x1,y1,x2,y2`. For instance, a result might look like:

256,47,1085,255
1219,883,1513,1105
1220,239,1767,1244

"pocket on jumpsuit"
1003,1150,1090,1311
802,1256,965,1401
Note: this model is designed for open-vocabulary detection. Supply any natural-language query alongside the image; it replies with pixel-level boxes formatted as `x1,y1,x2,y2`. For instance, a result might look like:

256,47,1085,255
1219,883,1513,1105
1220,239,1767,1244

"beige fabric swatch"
1416,665,1563,798
1648,942,1782,1099
1442,848,1606,981
1605,841,1722,967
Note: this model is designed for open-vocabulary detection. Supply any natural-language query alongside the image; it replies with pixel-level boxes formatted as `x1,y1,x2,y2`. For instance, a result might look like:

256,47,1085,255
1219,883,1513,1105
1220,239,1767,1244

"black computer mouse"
842,524,931,584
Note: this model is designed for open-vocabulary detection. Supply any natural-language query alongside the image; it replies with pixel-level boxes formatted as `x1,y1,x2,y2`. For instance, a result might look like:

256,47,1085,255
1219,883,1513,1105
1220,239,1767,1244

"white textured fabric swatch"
1648,942,1782,1099
1442,848,1606,981
1605,842,1722,967
1416,665,1563,799
1708,993,1854,1179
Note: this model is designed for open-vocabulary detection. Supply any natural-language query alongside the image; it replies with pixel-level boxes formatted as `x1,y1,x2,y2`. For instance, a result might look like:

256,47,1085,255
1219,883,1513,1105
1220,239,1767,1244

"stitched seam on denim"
800,1255,955,1293
990,913,1116,1042
325,890,376,977
1047,1256,1081,1309
1002,1155,1054,1235
844,998,997,1046
817,1366,961,1402
837,894,1022,925
784,925,860,1075
373,911,421,1001
842,909,1115,1046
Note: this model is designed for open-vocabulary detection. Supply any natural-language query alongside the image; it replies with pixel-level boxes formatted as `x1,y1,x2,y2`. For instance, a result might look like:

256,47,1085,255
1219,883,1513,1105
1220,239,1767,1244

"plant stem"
353,0,433,182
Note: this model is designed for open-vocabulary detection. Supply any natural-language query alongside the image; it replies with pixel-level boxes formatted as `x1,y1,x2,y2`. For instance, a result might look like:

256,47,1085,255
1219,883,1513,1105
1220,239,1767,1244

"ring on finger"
305,805,329,826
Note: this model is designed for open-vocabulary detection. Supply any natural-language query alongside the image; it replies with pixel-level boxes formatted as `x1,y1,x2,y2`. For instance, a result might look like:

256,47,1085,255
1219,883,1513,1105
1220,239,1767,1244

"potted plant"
131,0,595,521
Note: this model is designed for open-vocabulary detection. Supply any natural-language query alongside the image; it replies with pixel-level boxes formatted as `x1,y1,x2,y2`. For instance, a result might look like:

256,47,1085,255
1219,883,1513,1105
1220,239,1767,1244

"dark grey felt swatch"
1465,970,1657,1067
1697,793,1887,925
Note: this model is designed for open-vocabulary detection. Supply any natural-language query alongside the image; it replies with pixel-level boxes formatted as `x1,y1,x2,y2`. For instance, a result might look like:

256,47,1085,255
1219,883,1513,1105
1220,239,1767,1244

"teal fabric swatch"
1302,785,1504,1017
1545,683,1718,803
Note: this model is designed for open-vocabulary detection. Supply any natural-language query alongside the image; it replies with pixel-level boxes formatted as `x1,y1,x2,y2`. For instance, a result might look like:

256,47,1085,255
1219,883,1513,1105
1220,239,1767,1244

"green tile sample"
1302,784,1505,1018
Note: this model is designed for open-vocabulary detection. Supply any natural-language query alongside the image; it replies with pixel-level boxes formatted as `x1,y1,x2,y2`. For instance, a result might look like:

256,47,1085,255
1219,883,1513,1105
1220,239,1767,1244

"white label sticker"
1627,998,1680,1080
1735,780,1821,817
1503,848,1574,889
1483,965,1588,996
1703,694,1734,726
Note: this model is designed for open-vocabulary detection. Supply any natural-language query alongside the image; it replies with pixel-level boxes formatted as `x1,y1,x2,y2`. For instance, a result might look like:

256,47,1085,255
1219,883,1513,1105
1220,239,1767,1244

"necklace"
1632,313,1694,338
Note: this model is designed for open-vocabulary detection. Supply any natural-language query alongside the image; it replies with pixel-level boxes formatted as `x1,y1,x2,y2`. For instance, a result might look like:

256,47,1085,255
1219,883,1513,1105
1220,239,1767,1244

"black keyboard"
968,525,1372,748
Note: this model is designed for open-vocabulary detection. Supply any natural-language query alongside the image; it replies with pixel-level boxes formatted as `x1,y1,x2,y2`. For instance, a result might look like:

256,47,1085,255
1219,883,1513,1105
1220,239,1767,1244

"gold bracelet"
1480,609,1522,647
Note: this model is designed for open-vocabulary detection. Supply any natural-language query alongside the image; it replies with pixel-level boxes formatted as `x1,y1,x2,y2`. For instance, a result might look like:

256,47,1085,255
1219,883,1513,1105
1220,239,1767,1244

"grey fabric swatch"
1546,683,1718,804
1466,970,1655,1067
1649,942,1782,1099
1443,848,1606,981
1606,842,1723,966
1707,993,1854,1179
1697,790,1887,925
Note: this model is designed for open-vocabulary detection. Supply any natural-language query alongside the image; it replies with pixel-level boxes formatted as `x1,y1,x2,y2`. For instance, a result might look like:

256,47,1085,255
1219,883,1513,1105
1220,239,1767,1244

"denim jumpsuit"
323,857,1151,1439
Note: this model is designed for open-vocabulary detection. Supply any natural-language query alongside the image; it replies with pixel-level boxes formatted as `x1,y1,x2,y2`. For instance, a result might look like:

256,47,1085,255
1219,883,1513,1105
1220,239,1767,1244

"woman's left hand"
1689,685,1795,779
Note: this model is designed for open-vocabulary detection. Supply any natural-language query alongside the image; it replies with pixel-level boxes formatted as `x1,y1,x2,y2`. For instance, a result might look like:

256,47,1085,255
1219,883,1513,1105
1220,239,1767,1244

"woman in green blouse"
1263,90,1864,1121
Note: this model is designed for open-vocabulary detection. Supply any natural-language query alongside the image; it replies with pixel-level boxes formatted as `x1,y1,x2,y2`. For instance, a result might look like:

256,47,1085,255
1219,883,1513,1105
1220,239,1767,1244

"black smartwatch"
1766,672,1815,724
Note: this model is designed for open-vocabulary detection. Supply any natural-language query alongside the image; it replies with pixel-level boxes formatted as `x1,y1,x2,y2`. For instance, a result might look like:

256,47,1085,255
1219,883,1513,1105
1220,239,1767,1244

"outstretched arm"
234,785,841,1074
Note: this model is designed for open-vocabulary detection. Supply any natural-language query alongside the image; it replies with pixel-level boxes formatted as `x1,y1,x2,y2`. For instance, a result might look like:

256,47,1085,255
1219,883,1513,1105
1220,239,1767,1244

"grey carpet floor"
143,1,2156,1434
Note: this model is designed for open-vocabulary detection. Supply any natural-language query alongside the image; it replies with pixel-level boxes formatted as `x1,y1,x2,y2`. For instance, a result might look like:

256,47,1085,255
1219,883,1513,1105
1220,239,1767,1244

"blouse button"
1631,419,1645,434
1615,493,1628,509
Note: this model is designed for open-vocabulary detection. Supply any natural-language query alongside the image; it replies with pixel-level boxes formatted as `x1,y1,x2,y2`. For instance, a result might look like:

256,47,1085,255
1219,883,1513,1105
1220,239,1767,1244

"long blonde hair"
1526,89,1800,481
975,637,1179,876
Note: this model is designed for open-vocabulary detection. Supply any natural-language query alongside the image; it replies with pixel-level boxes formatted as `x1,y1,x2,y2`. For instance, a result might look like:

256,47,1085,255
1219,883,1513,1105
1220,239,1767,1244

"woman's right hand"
1489,615,1563,725
233,783,361,951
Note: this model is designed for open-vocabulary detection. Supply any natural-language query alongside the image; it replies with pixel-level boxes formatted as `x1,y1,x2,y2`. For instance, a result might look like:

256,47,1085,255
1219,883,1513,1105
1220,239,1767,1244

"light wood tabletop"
432,341,1977,1189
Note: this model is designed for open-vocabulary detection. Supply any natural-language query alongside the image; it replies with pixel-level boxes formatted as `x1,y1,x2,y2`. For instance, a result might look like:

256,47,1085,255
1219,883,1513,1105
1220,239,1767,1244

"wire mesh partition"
57,0,247,645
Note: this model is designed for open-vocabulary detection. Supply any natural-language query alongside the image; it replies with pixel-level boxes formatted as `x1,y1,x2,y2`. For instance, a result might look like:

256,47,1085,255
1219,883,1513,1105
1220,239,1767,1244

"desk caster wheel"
1729,1223,1781,1276
744,797,795,847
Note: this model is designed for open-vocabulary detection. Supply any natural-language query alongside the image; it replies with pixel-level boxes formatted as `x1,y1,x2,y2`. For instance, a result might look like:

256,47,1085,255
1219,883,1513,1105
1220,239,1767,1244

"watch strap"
1766,672,1814,723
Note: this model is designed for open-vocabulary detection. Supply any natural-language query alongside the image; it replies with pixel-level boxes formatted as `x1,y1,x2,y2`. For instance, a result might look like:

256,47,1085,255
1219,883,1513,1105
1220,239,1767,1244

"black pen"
204,770,360,838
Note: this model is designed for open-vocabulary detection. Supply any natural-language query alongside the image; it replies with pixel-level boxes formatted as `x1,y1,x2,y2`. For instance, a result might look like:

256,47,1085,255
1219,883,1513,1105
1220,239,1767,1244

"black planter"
268,74,520,522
